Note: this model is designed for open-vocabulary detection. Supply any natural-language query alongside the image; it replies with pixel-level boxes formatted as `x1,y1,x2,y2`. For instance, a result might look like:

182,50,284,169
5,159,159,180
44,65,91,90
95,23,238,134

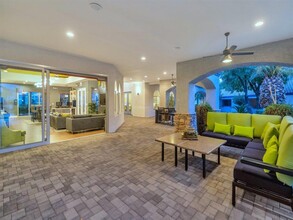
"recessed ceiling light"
163,72,167,75
141,56,146,61
255,21,264,27
89,2,103,12
130,78,132,80
66,31,75,38
144,75,148,78
157,77,160,80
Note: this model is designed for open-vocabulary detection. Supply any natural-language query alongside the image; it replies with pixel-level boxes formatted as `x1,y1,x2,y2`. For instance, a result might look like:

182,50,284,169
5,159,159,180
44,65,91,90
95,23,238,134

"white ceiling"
1,0,293,83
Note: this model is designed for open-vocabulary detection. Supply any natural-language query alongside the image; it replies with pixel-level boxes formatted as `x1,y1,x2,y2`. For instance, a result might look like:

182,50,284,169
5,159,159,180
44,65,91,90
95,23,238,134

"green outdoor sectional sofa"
202,112,281,148
202,112,293,210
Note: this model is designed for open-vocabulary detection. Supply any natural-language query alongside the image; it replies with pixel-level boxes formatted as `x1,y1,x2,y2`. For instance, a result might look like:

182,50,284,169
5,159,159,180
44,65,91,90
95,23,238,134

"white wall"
124,82,145,117
124,82,158,117
145,84,159,117
159,79,173,107
0,39,124,132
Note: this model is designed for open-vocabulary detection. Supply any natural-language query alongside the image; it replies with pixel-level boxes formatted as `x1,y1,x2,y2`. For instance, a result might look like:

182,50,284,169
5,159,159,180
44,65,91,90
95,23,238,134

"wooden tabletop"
177,135,226,155
155,133,185,146
156,133,226,155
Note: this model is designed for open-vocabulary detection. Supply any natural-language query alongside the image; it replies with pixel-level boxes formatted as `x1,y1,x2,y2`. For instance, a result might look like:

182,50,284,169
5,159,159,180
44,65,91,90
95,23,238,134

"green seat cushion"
262,142,278,173
233,125,254,139
227,113,251,133
207,112,227,131
213,123,230,135
279,116,293,143
263,124,279,149
251,114,281,138
276,125,293,187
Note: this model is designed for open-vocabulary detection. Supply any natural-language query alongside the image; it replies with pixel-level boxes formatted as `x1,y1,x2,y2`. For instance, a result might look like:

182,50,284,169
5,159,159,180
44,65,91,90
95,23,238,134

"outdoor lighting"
222,54,232,63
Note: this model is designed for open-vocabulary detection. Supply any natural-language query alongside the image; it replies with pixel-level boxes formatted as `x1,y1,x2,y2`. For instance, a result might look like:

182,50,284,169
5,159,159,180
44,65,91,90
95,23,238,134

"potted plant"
196,102,213,134
88,103,97,114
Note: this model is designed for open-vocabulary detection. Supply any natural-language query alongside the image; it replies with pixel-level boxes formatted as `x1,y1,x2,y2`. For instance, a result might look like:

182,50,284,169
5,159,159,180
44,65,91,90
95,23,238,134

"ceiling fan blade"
229,45,237,52
232,51,254,56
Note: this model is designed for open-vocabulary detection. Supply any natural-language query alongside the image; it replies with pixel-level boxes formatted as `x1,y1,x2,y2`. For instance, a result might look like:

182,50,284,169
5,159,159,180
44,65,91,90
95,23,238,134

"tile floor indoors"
0,116,292,220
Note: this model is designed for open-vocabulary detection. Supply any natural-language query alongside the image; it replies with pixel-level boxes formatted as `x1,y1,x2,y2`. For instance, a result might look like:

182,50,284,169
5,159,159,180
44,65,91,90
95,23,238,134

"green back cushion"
276,125,293,186
213,123,230,135
227,113,251,127
251,114,281,138
263,124,279,149
207,112,227,131
279,116,293,143
233,125,254,139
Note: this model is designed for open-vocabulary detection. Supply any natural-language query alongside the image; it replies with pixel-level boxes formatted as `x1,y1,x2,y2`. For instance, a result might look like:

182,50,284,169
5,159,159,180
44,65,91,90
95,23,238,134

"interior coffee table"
155,133,227,178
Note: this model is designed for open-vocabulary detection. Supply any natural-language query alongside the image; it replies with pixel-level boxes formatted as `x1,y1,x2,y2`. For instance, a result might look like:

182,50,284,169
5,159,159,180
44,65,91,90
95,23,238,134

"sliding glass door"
0,66,48,150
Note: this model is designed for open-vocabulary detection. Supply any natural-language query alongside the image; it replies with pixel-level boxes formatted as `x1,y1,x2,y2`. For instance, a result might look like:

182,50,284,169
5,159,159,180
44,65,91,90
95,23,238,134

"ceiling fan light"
222,54,232,63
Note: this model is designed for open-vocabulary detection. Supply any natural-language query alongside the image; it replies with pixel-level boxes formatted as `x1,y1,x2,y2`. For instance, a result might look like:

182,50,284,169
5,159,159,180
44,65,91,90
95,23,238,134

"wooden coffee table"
155,133,226,178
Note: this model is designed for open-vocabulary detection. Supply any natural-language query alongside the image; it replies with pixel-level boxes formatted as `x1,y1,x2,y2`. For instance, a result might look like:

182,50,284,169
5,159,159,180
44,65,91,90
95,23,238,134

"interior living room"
0,1,293,219
0,67,107,148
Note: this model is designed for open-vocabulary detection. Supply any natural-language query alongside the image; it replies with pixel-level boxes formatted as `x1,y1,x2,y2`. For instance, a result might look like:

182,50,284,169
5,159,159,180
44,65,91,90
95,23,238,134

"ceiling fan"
222,32,254,63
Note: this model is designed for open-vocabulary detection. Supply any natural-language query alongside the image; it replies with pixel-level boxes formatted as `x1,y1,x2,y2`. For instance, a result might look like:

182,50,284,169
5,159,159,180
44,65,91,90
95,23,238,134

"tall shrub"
259,75,286,108
264,104,293,118
196,103,213,134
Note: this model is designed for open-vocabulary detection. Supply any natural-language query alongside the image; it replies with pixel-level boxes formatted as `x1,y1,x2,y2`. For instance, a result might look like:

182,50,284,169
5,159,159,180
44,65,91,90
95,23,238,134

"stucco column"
176,66,193,114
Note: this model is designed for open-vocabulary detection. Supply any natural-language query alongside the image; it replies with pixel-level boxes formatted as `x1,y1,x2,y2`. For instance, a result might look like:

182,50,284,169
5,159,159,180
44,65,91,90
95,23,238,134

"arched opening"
118,84,122,114
114,81,118,115
188,62,293,114
166,87,176,108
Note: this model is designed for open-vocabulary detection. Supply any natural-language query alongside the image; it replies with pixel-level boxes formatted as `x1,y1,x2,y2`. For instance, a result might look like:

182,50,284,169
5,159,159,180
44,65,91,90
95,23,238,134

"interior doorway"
49,73,107,143
124,92,132,115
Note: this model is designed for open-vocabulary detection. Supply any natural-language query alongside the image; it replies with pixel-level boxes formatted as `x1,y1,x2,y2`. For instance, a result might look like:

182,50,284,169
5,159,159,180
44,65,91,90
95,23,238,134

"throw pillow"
263,124,279,149
262,143,278,173
267,135,278,149
276,125,293,187
213,123,230,135
261,122,271,140
233,125,254,139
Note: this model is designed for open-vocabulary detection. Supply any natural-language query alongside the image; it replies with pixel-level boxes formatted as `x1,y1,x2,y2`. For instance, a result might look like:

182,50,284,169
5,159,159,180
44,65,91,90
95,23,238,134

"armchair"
1,120,26,148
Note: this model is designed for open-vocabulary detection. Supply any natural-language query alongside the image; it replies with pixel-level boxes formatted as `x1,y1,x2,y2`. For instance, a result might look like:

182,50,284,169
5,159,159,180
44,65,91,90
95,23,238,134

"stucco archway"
176,38,293,114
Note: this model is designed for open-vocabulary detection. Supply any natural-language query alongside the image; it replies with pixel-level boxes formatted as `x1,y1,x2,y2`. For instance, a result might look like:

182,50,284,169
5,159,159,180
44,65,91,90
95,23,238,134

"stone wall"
174,113,196,133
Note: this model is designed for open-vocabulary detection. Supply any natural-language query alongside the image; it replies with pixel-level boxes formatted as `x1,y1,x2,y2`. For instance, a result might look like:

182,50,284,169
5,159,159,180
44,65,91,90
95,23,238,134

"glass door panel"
0,67,44,149
18,92,29,116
